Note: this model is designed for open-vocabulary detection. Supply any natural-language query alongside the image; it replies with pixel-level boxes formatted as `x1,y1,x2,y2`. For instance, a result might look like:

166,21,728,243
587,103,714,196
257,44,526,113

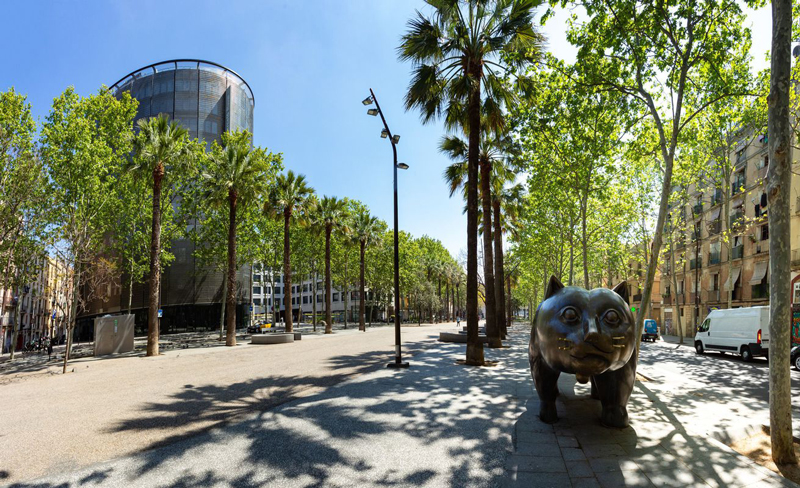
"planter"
251,333,294,345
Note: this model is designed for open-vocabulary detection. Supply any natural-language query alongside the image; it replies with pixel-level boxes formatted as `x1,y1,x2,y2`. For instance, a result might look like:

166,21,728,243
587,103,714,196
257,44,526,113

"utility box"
94,315,134,356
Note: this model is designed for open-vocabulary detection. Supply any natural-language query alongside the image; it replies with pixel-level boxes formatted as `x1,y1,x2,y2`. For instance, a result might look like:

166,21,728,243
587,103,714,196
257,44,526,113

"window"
713,274,720,291
761,224,769,241
757,155,769,169
303,284,308,292
254,274,261,283
253,286,261,295
267,298,271,306
254,298,261,306
698,319,710,333
333,293,339,302
265,287,271,295
275,287,281,295
317,295,322,303
303,296,308,304
203,120,218,134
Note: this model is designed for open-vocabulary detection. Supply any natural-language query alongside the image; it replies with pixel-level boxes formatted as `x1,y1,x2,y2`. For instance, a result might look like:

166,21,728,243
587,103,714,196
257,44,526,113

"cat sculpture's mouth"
569,341,614,361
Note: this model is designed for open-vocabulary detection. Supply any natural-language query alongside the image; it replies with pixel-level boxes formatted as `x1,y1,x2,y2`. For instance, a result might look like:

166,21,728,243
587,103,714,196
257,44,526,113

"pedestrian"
47,336,53,360
456,316,461,328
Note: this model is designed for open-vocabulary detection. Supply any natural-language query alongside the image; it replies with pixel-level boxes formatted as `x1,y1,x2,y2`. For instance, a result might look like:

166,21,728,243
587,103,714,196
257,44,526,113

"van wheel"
794,355,800,371
695,342,704,354
741,346,753,362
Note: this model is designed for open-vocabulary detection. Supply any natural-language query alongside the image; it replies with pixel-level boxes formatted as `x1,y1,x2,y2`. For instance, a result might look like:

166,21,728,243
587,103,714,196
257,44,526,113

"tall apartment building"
1,256,73,352
251,265,387,324
659,133,800,335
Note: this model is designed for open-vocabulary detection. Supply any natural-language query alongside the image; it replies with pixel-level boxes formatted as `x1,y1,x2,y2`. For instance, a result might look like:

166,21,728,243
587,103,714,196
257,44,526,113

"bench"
439,332,489,344
251,333,294,345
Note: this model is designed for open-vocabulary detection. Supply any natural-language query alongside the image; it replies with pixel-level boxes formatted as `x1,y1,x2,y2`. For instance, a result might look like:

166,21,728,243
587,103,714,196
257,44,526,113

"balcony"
693,202,703,215
732,178,747,196
793,249,800,267
711,191,723,206
709,252,721,265
730,213,744,229
706,290,720,302
689,258,702,270
677,295,686,305
737,151,747,165
756,239,770,254
708,221,721,235
633,293,643,302
691,231,700,241
731,245,744,260
758,166,768,180
662,295,672,305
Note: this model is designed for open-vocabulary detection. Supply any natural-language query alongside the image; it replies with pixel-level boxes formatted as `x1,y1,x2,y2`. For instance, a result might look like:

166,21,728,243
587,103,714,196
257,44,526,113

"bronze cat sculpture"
529,276,637,428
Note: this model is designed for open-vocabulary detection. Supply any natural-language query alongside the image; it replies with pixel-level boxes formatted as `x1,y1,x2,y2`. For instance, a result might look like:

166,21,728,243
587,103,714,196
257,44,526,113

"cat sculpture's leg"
592,354,637,428
590,377,600,400
529,337,561,424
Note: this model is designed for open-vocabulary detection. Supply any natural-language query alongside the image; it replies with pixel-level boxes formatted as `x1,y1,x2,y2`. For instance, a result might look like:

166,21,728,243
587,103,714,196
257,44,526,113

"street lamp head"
367,108,379,116
397,162,409,170
392,134,401,144
381,129,389,138
362,96,374,106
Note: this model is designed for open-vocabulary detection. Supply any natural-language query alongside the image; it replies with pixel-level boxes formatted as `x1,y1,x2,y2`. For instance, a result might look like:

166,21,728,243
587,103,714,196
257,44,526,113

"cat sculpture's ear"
545,275,564,299
611,281,629,302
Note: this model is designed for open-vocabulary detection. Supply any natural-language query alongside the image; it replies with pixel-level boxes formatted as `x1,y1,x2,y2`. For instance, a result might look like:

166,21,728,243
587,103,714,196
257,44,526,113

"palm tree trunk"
219,265,227,340
283,209,293,333
359,241,366,332
325,225,333,334
147,162,164,357
225,189,238,347
480,157,500,348
493,200,507,339
465,63,484,365
312,269,317,332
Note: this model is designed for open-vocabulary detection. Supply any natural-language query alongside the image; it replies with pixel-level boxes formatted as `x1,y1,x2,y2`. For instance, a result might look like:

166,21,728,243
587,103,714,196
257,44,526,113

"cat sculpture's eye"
602,309,621,327
561,307,580,323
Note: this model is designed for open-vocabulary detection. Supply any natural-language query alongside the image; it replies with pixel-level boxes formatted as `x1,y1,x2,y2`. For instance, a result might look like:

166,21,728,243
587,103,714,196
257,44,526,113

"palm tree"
400,0,543,364
350,210,381,331
130,115,190,357
310,196,349,334
441,131,512,347
267,170,314,333
202,130,272,346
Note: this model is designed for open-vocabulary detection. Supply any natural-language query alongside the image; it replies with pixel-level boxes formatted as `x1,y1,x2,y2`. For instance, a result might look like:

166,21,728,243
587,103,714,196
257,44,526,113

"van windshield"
698,319,710,333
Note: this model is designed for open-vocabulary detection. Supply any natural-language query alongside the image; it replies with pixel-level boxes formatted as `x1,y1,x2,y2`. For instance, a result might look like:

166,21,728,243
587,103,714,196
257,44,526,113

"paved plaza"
1,321,793,487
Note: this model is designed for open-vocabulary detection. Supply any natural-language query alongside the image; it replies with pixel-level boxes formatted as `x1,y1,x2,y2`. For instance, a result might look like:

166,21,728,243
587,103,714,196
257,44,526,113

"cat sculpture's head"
534,276,636,382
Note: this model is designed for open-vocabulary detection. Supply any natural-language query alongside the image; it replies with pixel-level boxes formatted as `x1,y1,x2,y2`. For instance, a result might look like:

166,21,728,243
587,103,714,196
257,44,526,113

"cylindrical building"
76,60,255,339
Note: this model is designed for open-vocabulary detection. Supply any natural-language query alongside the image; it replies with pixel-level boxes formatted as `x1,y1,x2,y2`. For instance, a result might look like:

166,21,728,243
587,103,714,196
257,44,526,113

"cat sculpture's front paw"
539,401,559,424
600,405,629,428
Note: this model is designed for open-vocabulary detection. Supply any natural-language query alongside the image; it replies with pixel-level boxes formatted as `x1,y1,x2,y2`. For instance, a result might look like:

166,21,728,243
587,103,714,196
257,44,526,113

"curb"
705,435,800,487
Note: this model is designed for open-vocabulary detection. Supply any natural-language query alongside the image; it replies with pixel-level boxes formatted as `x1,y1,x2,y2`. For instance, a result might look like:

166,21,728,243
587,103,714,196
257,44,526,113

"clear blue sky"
0,1,771,258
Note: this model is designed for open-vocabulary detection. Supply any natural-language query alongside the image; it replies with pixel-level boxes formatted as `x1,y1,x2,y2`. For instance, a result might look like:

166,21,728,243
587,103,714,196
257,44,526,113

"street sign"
157,309,163,318
249,305,253,311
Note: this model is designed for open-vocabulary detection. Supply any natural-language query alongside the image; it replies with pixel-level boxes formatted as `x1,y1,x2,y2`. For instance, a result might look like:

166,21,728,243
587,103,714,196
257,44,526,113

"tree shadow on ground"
7,329,521,488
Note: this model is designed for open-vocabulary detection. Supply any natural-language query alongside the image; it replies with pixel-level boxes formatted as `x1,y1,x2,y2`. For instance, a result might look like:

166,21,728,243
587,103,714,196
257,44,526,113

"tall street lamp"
364,88,409,369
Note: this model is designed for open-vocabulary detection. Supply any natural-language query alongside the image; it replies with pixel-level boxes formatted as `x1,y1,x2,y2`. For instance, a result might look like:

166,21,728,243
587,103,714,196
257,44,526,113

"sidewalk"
6,322,790,487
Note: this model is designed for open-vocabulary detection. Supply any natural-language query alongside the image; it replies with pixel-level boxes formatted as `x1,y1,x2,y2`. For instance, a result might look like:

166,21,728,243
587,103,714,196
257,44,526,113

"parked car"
694,306,770,362
791,346,800,371
247,322,272,334
642,319,659,342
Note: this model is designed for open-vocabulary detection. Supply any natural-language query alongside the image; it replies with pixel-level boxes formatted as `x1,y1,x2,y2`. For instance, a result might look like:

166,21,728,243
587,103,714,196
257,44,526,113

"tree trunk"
493,200,507,339
669,234,684,345
283,209,293,333
9,290,21,360
480,156,500,348
225,190,238,347
325,225,333,334
62,263,81,374
464,62,485,365
312,269,317,332
147,162,164,357
359,241,366,331
219,265,227,340
344,258,349,329
581,195,590,288
767,0,796,464
568,213,575,286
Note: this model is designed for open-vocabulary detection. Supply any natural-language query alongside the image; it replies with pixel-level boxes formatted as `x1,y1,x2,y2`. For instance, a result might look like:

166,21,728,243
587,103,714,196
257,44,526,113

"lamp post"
364,88,409,369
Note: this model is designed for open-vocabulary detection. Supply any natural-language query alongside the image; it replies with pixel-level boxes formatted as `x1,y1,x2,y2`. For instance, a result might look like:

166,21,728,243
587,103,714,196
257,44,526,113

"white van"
694,306,770,362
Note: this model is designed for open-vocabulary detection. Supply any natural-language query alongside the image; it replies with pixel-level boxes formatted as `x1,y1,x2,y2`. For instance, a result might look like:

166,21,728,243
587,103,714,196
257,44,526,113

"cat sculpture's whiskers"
557,336,574,351
612,335,626,348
